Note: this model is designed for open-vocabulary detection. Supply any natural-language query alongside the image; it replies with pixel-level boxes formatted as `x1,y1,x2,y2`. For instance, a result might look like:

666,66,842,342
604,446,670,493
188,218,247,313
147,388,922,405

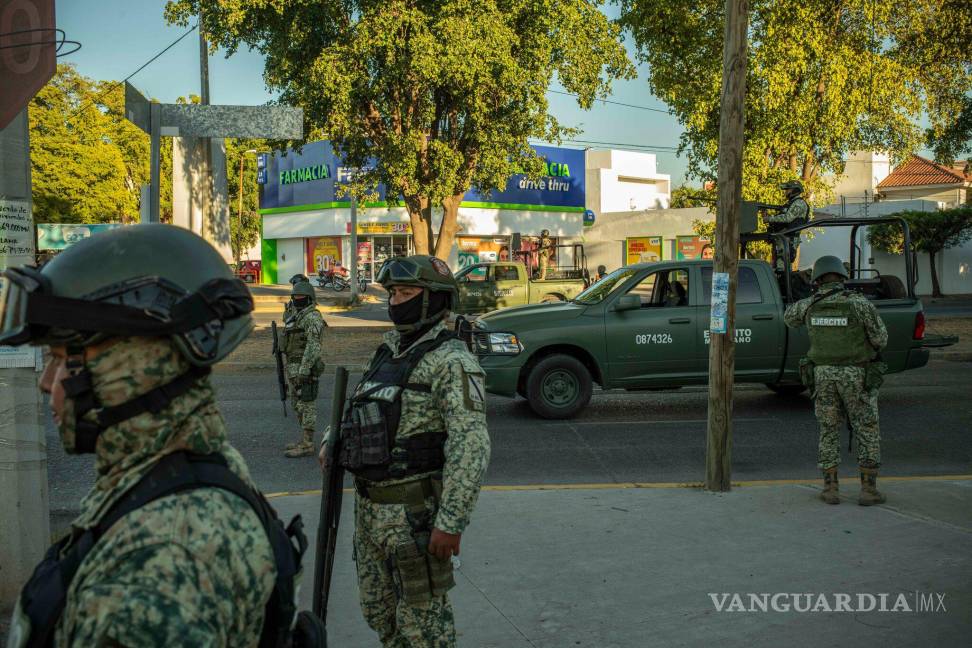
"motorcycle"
317,267,368,293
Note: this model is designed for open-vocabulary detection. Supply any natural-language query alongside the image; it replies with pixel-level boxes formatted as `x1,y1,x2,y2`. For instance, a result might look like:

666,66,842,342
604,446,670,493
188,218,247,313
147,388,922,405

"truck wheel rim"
542,369,578,407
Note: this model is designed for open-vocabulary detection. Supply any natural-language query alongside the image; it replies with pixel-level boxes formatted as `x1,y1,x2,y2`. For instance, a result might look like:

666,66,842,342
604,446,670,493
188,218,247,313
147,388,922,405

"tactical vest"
806,293,875,366
11,452,318,648
339,331,455,482
284,312,310,356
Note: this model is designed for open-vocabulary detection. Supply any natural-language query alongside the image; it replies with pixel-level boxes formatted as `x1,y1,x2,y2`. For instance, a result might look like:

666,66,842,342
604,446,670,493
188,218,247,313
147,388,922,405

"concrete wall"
879,186,967,207
172,137,233,261
581,207,713,273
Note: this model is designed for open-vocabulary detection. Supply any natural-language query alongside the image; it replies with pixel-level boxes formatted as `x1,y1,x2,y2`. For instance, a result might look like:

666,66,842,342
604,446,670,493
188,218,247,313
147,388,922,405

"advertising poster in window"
306,237,343,274
457,237,511,278
676,235,713,260
625,236,663,265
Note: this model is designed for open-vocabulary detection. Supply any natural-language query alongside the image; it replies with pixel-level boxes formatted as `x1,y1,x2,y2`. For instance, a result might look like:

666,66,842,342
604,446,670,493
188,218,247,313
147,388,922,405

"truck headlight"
488,332,522,354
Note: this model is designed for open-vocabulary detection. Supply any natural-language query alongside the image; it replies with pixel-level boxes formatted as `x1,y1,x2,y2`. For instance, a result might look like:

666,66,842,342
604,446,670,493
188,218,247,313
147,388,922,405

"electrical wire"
547,89,672,115
65,23,199,125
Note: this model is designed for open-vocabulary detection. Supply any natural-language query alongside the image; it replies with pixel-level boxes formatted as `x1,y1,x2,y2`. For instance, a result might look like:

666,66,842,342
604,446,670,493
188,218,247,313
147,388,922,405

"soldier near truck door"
784,255,889,506
321,254,490,647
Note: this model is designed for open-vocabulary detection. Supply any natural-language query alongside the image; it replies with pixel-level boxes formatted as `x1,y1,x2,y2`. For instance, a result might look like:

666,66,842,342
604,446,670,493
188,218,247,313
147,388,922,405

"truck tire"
526,354,593,419
765,383,807,397
541,293,564,303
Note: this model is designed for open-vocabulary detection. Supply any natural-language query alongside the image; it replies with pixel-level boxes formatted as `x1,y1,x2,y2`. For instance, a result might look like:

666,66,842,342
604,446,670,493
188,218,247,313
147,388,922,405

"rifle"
313,366,349,630
271,320,288,417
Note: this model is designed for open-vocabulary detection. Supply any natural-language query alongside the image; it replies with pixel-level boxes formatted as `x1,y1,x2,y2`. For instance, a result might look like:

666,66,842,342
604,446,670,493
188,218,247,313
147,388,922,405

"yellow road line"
264,474,972,499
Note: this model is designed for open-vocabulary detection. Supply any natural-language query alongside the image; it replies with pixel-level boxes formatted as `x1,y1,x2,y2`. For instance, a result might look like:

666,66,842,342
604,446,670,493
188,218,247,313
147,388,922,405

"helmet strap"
60,345,102,454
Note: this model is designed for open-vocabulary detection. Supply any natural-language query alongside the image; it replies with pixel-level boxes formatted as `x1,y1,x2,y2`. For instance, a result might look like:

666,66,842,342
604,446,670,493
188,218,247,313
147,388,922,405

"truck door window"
494,265,519,281
701,267,763,304
456,264,490,282
626,269,689,307
663,270,689,307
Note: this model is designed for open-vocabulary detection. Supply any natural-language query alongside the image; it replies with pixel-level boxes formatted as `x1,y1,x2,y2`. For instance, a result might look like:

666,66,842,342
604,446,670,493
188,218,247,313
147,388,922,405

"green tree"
29,64,174,224
618,0,972,205
671,184,717,209
165,0,633,258
867,207,972,297
225,138,266,263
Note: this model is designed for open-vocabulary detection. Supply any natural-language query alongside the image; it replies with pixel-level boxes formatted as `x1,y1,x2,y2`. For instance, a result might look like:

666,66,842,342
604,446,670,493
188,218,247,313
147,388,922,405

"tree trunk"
433,194,463,261
404,195,433,255
929,249,943,297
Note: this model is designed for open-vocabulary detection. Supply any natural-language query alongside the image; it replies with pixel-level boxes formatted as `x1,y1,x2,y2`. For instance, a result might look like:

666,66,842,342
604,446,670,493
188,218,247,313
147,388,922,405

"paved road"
44,358,972,516
922,296,972,318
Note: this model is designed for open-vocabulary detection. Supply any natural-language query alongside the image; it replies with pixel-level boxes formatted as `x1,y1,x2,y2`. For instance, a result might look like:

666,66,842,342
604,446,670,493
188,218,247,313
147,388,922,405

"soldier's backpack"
13,451,324,648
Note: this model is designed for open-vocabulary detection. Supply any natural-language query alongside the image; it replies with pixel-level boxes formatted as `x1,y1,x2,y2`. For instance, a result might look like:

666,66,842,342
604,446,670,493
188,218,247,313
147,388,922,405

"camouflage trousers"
813,365,881,470
287,375,317,435
353,492,456,648
538,252,550,280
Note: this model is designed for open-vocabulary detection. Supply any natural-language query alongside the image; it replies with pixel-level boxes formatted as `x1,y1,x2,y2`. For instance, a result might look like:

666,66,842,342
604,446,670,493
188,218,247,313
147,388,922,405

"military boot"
285,429,315,458
820,468,840,505
858,467,887,506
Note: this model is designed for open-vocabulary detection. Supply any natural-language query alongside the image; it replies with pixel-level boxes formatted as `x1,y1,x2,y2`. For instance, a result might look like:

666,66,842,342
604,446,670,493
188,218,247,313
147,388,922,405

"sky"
56,1,691,184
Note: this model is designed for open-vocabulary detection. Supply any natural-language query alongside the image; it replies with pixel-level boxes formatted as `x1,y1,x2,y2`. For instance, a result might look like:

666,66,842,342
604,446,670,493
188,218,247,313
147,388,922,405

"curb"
214,362,368,373
930,350,972,362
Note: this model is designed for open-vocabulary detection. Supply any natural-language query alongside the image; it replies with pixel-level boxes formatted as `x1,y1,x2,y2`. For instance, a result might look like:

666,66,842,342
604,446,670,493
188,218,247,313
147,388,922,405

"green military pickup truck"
471,241,936,418
454,261,588,315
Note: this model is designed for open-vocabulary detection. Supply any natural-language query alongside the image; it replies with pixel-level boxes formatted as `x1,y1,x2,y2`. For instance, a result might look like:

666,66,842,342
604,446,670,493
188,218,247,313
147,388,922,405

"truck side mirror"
613,294,641,312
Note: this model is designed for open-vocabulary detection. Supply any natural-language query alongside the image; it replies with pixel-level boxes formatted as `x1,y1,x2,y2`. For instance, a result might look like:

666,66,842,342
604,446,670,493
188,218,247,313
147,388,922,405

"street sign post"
0,0,56,130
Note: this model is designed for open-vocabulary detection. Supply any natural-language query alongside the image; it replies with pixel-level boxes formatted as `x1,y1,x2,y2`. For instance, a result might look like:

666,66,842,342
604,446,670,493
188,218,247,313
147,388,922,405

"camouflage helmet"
811,255,849,283
291,280,316,303
289,273,310,285
377,255,458,305
0,224,253,366
540,229,550,237
780,180,804,195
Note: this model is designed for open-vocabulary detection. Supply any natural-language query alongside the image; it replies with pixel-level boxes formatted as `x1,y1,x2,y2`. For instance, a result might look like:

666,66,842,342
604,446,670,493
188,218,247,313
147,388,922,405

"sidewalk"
273,477,972,648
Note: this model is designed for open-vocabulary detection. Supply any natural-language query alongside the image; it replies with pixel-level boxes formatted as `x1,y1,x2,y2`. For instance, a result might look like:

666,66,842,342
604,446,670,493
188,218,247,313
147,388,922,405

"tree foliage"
225,137,265,262
28,64,173,224
618,0,972,206
166,0,634,257
671,184,716,209
867,207,972,296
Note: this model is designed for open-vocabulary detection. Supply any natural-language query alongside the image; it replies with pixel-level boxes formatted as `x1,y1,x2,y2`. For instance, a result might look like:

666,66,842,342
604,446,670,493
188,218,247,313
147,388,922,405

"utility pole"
704,0,749,492
197,9,210,235
0,109,49,607
350,195,359,302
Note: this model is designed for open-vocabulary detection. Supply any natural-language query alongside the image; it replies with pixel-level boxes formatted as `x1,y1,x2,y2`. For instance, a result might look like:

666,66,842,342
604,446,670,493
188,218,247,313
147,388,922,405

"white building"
586,149,672,212
800,152,972,295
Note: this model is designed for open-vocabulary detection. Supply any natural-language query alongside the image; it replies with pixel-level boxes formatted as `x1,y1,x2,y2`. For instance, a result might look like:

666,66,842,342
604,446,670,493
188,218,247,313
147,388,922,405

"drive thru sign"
0,0,56,130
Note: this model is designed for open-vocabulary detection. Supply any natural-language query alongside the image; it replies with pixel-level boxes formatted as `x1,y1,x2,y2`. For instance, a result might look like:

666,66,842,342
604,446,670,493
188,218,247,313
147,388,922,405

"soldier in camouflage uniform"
282,280,326,457
0,225,297,647
537,229,553,280
784,255,889,506
320,254,490,647
765,180,810,271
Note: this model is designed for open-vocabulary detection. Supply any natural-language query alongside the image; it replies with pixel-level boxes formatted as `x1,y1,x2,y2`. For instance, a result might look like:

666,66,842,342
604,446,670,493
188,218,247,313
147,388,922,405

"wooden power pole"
705,0,750,492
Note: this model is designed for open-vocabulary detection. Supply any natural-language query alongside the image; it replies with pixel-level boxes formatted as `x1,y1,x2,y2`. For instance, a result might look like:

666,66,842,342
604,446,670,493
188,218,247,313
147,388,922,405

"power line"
547,89,672,115
541,138,680,152
66,23,199,125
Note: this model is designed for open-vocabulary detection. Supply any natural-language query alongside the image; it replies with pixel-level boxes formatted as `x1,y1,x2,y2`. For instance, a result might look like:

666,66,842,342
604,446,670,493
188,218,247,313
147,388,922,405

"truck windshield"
574,268,640,304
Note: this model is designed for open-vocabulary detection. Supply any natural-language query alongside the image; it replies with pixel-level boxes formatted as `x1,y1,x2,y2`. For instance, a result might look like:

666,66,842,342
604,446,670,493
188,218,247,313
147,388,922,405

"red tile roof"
878,155,970,189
